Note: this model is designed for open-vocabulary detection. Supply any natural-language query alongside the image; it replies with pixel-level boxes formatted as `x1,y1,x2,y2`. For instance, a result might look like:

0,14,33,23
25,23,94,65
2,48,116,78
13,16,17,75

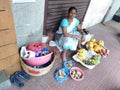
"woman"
55,7,86,61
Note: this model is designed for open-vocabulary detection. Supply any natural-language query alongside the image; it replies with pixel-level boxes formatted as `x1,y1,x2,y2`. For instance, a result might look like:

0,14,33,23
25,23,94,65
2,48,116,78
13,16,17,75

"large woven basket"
20,55,55,76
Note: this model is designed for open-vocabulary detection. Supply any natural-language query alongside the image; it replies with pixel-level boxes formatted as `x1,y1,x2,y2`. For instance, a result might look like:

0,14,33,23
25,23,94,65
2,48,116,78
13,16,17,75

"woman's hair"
68,6,77,14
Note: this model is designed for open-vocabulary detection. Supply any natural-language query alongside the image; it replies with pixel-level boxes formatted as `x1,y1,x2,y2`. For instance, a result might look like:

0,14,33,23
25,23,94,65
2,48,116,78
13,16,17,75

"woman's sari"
55,18,82,51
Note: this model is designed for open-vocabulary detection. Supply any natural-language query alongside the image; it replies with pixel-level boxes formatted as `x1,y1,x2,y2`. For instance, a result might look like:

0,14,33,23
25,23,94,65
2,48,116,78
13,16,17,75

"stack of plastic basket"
20,42,55,76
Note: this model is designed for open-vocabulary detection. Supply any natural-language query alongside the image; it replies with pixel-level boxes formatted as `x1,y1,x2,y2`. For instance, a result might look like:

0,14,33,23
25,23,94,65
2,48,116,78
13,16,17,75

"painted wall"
82,0,113,28
104,0,120,22
11,0,45,47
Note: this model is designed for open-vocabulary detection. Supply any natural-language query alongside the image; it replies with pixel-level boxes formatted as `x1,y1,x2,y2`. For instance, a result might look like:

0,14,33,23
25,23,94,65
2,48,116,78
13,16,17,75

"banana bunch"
77,48,87,60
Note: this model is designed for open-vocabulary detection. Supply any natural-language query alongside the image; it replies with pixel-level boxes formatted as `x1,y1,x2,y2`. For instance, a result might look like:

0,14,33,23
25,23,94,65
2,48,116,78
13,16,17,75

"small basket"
70,67,85,81
20,55,55,76
63,60,75,71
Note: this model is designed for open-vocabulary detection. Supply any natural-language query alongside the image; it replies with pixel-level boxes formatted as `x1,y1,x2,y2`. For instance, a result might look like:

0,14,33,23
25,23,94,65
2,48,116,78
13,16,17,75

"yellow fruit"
93,42,98,46
93,45,101,52
89,47,94,51
77,48,87,60
90,38,96,43
97,40,104,46
87,41,94,48
78,48,86,53
78,55,86,60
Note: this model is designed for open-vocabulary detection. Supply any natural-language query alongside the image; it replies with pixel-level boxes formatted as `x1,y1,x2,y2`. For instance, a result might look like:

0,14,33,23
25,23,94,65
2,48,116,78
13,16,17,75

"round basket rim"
22,52,53,60
21,54,55,68
70,67,85,81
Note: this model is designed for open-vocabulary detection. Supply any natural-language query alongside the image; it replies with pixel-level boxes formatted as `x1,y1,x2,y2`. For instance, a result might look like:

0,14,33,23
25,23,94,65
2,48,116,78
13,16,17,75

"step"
0,70,11,90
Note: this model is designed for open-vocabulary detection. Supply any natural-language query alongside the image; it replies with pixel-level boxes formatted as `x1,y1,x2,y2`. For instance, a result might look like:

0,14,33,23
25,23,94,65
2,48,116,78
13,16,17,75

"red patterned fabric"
27,42,44,52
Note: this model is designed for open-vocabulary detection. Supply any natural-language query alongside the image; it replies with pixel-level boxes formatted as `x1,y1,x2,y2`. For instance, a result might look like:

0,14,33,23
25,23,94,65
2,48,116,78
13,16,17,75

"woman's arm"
77,24,85,42
62,26,73,37
62,27,80,40
77,24,84,35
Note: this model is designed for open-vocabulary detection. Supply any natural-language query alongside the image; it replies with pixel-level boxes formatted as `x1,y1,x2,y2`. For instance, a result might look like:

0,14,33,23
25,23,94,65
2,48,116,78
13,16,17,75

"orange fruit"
87,41,93,48
93,45,101,52
98,40,104,46
90,38,96,43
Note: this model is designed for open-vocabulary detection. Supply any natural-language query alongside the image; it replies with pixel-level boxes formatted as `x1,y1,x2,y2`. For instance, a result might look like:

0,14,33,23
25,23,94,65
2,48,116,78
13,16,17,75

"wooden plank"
0,11,12,31
0,43,18,60
47,10,85,19
48,12,67,17
48,3,88,9
5,61,21,76
47,21,60,27
47,13,84,22
48,9,67,15
48,15,66,20
0,0,10,10
0,30,16,46
47,18,62,23
48,8,68,13
47,13,84,25
0,54,19,70
47,23,59,29
47,27,60,32
48,6,87,13
0,0,21,76
48,0,89,5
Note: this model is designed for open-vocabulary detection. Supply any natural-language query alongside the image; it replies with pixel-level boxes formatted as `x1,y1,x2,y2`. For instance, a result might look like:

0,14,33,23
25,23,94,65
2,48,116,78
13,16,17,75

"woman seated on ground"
55,6,86,61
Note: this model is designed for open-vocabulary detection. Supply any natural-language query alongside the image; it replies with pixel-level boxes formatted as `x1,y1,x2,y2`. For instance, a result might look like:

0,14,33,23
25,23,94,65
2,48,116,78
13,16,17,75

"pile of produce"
84,54,101,65
77,48,87,60
86,38,110,57
77,48,101,66
58,70,66,78
73,37,110,69
70,69,82,79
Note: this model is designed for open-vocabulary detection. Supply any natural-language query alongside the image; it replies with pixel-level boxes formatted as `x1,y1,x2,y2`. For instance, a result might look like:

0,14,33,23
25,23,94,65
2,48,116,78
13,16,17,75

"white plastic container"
42,35,49,43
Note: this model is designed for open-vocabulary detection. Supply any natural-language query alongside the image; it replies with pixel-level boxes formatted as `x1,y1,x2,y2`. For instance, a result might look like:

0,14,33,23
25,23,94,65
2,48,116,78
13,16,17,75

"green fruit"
97,54,101,59
91,59,96,65
94,59,100,65
93,54,101,60
85,59,95,65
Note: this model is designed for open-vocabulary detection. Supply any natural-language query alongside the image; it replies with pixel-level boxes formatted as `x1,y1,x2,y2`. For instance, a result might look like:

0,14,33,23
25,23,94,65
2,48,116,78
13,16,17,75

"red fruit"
103,49,106,55
106,49,110,55
101,49,104,54
99,50,103,56
96,50,100,53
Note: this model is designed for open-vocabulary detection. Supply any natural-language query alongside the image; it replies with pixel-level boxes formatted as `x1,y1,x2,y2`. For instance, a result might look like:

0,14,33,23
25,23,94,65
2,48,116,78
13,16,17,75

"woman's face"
68,9,77,19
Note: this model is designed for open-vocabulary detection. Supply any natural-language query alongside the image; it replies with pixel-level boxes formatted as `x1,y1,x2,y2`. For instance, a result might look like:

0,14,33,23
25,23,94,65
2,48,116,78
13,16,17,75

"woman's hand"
72,34,85,42
73,35,81,40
